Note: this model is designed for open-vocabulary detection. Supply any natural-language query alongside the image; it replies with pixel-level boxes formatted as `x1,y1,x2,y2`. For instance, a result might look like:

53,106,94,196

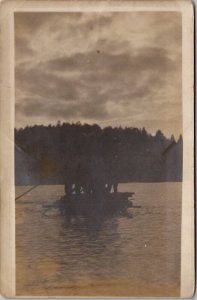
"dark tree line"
15,122,183,185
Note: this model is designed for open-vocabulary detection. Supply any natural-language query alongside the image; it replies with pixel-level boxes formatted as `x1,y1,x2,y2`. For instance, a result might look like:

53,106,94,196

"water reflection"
63,214,119,242
58,214,124,283
16,183,181,297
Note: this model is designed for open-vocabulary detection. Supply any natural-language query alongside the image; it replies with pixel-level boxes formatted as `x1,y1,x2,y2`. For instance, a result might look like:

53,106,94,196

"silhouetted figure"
90,157,107,199
105,155,119,194
75,161,91,196
107,182,118,193
64,181,73,198
64,163,74,199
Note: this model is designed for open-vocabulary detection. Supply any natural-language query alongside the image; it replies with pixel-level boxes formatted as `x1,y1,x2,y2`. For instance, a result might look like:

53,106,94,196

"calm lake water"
16,183,181,297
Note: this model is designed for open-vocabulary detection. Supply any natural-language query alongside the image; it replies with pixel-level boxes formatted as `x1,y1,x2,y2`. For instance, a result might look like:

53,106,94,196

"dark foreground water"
16,183,181,297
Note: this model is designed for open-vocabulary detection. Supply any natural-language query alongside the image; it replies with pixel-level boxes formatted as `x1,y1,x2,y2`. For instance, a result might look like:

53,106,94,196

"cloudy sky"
15,11,182,137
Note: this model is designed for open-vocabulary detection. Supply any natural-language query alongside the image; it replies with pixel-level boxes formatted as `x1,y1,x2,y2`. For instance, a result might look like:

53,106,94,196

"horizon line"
14,121,182,141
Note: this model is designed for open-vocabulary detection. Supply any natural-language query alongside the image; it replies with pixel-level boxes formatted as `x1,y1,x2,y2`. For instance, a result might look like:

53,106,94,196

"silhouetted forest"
15,122,182,185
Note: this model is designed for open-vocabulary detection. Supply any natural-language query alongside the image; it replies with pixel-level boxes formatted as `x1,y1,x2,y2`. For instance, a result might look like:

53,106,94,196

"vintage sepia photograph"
0,0,192,297
14,9,183,296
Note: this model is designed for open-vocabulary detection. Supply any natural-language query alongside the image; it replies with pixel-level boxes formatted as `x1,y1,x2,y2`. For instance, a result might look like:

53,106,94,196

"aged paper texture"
0,0,194,297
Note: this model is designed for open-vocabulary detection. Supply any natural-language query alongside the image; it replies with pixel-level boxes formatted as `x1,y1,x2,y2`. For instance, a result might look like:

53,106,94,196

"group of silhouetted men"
64,157,119,199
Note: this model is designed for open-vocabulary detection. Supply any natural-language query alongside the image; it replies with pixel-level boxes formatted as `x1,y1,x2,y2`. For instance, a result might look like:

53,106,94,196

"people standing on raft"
63,156,119,199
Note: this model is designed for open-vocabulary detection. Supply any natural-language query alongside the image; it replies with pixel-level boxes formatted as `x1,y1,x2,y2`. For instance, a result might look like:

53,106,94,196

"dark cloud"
48,98,109,120
44,46,173,75
16,98,47,117
16,94,109,120
94,38,130,54
15,36,35,57
15,12,49,34
60,14,114,38
15,12,113,42
16,66,80,102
